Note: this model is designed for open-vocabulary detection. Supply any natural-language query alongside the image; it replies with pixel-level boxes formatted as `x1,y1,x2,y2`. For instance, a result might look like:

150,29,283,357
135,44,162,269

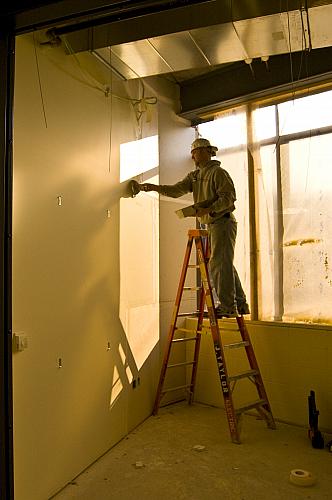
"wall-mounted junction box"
13,333,28,352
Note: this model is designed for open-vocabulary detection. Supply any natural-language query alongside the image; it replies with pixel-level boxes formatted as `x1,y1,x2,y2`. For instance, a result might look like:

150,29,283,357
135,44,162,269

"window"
255,92,332,324
199,89,332,325
280,135,332,323
278,90,332,135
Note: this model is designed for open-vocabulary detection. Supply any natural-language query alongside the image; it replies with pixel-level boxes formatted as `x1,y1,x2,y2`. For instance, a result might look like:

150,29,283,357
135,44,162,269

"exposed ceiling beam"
8,0,221,34
9,1,326,48
64,1,325,53
179,46,332,122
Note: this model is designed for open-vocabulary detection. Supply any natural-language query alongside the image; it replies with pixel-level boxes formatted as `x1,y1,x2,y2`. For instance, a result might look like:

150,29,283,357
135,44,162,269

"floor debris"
192,445,206,452
134,461,145,469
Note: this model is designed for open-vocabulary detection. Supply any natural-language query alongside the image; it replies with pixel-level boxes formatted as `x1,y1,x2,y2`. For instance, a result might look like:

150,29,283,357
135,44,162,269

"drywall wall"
187,318,332,432
12,33,180,500
153,77,197,404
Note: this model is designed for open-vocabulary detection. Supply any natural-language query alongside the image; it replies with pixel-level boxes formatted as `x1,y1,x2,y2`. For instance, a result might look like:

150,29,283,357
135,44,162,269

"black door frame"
0,19,15,500
2,1,331,498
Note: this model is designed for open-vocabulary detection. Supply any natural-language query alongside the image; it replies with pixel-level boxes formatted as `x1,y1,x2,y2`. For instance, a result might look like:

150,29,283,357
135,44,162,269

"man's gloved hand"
129,180,141,197
195,206,211,217
129,180,160,197
193,200,213,217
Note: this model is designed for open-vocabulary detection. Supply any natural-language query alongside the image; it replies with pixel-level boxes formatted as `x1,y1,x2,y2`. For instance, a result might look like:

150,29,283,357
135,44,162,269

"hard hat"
191,138,218,155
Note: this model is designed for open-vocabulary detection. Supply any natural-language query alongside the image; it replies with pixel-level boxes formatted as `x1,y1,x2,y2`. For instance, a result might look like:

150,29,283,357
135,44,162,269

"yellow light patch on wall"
109,365,123,409
120,135,159,182
119,137,159,371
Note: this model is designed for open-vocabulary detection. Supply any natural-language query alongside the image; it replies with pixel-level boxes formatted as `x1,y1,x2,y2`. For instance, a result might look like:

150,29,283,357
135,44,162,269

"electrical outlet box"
132,377,141,389
13,333,28,352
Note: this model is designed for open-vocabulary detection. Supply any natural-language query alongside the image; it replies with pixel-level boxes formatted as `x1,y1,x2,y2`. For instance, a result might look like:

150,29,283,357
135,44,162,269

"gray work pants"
207,214,247,313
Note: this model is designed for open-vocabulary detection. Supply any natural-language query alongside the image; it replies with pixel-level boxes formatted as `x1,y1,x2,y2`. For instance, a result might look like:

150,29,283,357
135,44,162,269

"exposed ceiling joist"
60,0,322,52
179,46,332,122
74,3,332,84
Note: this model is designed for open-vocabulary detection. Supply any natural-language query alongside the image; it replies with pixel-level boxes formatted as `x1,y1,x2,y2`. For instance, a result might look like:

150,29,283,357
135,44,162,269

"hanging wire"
299,2,312,198
300,0,312,52
270,0,315,239
62,36,107,93
108,45,113,173
42,34,158,139
130,80,157,138
297,1,313,197
286,6,295,97
273,2,297,150
33,31,48,129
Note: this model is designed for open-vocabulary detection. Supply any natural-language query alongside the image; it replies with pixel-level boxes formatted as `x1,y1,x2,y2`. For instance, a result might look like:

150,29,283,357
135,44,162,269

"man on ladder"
130,137,250,318
130,138,275,444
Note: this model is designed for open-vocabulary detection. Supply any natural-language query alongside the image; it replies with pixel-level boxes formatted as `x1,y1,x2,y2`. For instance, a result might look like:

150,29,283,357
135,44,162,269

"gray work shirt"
158,159,236,225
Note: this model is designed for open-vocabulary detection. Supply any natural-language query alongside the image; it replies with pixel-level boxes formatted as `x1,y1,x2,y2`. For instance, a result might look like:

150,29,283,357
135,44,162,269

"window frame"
198,87,332,327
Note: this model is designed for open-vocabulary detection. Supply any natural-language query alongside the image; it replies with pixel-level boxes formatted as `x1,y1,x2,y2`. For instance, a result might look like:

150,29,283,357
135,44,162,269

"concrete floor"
52,402,332,500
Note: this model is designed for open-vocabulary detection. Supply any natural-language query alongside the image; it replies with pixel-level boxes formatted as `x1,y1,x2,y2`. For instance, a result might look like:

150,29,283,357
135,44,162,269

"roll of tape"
289,469,316,487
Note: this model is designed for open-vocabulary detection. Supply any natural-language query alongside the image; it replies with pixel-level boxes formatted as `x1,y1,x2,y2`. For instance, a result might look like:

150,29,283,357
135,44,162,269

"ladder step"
224,340,250,349
204,324,240,332
235,399,267,415
168,361,195,368
183,286,201,291
162,384,192,393
178,310,216,317
175,327,202,334
177,310,239,316
188,264,200,268
172,337,197,343
177,311,200,317
228,369,258,382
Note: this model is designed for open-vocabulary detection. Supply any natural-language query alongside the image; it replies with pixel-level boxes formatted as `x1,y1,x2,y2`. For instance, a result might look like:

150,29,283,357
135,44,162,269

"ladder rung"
218,325,240,331
177,312,199,317
172,337,197,343
183,286,201,291
204,324,239,332
228,369,258,382
235,399,267,415
168,361,195,368
188,229,208,237
224,340,250,349
178,311,215,317
175,327,202,334
162,384,192,393
187,264,200,268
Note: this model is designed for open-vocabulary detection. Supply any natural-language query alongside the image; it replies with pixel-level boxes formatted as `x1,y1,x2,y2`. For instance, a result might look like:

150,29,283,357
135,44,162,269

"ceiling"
8,0,332,118
90,3,332,83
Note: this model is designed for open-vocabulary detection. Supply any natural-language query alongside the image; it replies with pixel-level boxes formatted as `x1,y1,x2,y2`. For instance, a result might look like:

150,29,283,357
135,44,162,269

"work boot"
215,307,238,319
237,303,250,315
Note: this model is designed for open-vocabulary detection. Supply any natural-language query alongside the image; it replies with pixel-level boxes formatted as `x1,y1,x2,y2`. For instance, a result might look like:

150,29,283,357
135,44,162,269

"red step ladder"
152,229,276,444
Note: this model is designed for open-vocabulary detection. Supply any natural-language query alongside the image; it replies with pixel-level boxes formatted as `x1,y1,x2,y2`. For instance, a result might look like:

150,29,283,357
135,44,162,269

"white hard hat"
191,138,218,155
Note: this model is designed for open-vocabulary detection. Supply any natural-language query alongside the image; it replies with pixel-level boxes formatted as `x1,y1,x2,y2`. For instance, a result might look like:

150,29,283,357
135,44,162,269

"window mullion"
274,106,284,320
246,105,258,320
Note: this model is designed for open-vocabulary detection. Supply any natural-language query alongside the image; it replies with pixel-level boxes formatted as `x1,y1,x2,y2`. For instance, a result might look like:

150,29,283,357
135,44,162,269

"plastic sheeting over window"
198,90,332,325
254,91,332,324
278,90,332,135
281,135,332,323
